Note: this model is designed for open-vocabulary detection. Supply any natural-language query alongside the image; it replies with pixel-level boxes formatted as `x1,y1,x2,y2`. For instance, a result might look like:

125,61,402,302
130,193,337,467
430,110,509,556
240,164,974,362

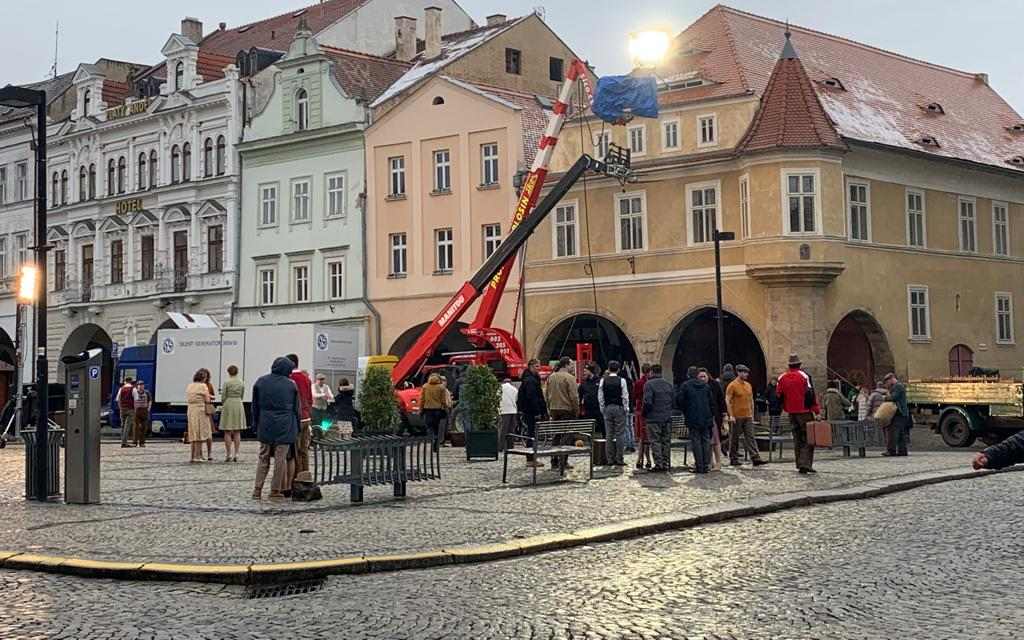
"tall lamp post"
0,85,49,501
712,226,735,377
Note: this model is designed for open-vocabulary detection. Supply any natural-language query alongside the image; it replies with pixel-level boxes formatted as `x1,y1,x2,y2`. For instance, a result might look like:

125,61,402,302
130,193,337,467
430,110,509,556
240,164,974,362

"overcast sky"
2,0,1021,112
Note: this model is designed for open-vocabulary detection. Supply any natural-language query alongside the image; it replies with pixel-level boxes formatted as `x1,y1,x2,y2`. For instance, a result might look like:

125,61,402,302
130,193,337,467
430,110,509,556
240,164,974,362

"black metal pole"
32,97,49,502
713,228,725,378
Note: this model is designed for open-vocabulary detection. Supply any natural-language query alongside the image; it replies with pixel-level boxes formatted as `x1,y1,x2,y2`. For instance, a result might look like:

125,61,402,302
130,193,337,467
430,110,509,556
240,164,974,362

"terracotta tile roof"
197,0,364,56
197,52,236,81
101,80,131,107
665,5,1024,173
737,36,846,154
320,46,411,103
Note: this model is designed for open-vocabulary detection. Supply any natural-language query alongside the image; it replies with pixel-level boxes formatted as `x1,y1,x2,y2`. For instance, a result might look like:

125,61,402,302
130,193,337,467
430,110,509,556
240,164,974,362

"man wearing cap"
776,353,820,474
884,372,910,456
726,365,766,467
311,373,335,429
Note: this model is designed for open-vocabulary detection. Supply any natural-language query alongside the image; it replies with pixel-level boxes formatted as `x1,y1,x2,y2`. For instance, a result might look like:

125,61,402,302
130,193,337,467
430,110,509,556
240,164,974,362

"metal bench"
669,415,691,467
503,418,594,485
311,431,440,504
830,419,887,457
755,415,792,462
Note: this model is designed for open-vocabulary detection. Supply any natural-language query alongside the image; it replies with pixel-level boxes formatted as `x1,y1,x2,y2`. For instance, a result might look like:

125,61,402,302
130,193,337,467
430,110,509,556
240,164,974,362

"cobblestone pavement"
1,472,1021,639
0,430,979,564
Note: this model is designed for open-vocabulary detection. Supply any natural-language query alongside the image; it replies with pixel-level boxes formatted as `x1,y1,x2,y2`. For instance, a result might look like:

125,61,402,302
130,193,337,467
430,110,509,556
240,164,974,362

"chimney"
425,6,442,59
219,22,227,31
975,72,989,86
181,17,203,44
486,14,507,27
394,16,417,62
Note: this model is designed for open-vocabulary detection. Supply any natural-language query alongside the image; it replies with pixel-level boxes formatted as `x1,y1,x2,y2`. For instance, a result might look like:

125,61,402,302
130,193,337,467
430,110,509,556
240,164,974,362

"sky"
1,0,1022,112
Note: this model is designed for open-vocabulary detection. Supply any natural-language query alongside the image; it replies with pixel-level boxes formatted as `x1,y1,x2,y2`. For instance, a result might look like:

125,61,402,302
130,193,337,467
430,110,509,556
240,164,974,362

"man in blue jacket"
676,367,714,474
252,357,301,500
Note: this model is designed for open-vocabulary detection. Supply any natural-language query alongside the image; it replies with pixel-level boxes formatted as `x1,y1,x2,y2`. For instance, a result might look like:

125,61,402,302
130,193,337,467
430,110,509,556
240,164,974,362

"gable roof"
0,71,75,124
198,0,365,57
737,34,846,155
321,46,411,103
667,5,1024,173
369,15,529,108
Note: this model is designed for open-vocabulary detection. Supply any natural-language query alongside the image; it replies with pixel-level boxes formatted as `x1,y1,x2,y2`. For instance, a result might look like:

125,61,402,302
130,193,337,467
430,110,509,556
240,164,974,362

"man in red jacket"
286,353,314,478
776,353,820,474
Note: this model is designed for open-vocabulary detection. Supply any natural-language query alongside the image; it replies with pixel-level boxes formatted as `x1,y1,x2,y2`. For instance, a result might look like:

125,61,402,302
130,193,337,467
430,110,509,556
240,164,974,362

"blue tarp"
592,75,659,124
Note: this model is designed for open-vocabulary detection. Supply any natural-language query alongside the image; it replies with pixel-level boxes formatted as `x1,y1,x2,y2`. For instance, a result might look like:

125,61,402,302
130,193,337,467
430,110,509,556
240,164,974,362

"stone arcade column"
747,262,844,387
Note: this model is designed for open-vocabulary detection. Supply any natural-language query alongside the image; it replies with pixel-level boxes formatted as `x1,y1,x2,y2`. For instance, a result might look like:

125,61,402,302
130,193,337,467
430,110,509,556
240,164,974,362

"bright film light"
629,30,671,68
17,264,38,303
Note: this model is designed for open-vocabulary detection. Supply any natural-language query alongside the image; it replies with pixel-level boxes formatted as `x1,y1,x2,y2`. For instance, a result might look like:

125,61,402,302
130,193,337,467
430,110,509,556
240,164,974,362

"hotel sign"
115,198,144,215
106,99,150,121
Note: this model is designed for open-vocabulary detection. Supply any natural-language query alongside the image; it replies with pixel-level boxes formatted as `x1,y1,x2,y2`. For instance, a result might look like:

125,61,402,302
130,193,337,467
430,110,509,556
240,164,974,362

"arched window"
203,138,213,177
174,62,184,91
60,169,68,204
170,145,181,183
88,164,96,199
83,89,91,116
51,172,59,205
148,150,158,188
117,156,127,194
182,142,191,182
215,136,226,175
137,153,147,190
79,166,87,201
296,89,309,131
107,160,115,196
235,52,247,77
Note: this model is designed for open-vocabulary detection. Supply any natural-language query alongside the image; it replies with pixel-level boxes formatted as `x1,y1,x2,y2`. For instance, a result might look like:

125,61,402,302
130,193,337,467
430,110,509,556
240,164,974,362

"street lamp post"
1,85,49,501
712,226,735,377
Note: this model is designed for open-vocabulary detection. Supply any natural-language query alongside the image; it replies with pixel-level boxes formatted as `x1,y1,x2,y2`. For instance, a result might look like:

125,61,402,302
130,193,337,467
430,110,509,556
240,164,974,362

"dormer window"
296,89,309,131
174,62,184,91
916,135,940,148
83,89,91,115
925,102,944,114
1008,156,1024,167
822,77,845,90
432,96,445,105
1010,123,1024,134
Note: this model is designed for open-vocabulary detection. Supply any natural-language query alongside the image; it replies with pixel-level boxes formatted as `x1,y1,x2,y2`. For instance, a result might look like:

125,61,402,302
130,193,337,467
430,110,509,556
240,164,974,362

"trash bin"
21,427,64,499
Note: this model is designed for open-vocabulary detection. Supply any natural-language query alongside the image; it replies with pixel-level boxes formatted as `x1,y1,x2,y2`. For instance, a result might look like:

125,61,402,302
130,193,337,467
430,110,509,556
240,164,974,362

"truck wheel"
939,413,976,448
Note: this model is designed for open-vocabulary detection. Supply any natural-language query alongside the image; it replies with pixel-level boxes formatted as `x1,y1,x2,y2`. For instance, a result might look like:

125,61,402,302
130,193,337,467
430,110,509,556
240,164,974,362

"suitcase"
806,421,833,448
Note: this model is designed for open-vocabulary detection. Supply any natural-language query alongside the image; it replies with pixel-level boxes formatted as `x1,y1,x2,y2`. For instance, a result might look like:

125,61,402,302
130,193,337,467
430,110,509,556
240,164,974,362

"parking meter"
62,348,103,504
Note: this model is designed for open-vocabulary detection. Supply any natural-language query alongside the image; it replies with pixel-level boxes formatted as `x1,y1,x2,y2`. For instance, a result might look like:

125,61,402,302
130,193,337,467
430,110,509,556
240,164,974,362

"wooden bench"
311,431,440,503
503,418,595,485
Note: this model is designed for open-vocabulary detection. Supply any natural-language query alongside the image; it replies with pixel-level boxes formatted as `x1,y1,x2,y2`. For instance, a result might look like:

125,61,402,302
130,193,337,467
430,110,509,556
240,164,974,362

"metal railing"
311,432,440,504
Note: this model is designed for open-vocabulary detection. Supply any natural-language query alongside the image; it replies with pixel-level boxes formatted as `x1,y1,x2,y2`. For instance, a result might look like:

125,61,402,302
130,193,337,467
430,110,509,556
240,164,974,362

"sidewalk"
0,435,990,573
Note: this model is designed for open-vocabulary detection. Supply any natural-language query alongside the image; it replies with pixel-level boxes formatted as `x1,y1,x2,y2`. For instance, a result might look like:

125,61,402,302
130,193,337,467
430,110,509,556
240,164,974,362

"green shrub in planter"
358,364,400,435
461,366,501,460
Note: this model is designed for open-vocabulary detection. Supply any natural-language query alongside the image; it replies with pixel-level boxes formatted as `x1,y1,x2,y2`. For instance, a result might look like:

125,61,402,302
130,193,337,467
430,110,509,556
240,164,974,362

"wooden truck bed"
907,380,1023,417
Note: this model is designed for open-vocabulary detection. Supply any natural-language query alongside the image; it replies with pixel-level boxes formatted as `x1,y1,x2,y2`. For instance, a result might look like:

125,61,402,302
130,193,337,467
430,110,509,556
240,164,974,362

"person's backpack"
291,479,322,502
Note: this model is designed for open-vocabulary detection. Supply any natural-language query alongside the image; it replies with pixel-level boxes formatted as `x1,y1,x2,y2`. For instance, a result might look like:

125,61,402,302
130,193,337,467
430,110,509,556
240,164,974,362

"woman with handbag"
185,370,213,463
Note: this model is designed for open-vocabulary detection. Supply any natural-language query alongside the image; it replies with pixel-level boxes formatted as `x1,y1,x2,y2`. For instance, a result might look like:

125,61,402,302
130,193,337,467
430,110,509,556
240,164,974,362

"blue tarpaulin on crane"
592,75,659,124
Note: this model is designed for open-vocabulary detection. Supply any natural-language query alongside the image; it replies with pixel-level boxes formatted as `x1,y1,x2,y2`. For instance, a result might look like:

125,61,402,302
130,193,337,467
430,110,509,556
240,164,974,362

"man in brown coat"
545,356,579,469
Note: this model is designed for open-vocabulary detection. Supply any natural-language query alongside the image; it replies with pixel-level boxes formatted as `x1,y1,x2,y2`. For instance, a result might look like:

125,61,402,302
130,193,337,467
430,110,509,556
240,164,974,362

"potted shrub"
357,364,400,435
460,365,501,460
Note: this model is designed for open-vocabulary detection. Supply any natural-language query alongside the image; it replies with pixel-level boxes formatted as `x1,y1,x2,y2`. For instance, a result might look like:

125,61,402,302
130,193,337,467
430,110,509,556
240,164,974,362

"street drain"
245,578,327,599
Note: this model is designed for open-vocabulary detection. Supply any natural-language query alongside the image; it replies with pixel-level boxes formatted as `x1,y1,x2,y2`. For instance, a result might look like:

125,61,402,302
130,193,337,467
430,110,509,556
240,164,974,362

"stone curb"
1,466,1018,585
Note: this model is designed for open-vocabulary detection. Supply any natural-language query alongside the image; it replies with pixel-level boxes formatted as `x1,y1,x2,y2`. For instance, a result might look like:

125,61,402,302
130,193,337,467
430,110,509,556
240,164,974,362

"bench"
669,415,691,467
311,431,440,504
503,418,595,485
830,419,887,457
755,415,791,462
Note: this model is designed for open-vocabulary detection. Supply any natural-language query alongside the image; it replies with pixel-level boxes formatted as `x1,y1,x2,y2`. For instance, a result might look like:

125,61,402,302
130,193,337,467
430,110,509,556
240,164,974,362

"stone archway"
827,310,895,389
538,313,640,379
60,323,114,403
661,306,768,390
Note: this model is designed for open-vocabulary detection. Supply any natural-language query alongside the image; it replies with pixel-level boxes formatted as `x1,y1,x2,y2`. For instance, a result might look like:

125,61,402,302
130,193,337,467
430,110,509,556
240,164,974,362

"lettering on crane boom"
487,172,540,291
438,294,466,327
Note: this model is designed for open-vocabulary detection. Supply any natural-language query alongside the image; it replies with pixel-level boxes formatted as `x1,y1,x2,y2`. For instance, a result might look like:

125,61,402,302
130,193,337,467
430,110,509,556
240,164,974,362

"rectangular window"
993,202,1009,256
739,175,751,239
698,115,717,146
326,173,346,218
435,227,454,272
260,184,277,226
172,230,188,292
554,202,578,258
848,181,870,241
140,235,155,281
908,286,931,340
906,189,926,247
785,172,817,234
292,264,310,303
81,244,94,302
259,268,276,305
594,132,610,159
14,234,27,272
481,143,499,186
628,125,646,156
433,149,451,192
292,180,311,222
996,293,1014,344
0,237,8,279
389,156,406,196
389,232,407,276
54,248,66,291
327,260,345,300
688,183,719,245
959,197,977,252
207,225,223,273
482,223,502,259
110,239,124,284
505,48,522,75
616,193,646,252
662,120,680,150
16,163,27,200
549,57,564,82
0,166,6,204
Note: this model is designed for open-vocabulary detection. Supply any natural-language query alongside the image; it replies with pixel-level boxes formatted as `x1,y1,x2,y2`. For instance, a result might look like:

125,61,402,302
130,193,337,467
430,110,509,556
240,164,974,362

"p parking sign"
88,366,101,380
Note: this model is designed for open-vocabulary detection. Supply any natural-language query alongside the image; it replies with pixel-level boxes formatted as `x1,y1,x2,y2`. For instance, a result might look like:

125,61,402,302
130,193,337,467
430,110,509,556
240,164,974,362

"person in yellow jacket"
725,365,766,467
419,373,451,452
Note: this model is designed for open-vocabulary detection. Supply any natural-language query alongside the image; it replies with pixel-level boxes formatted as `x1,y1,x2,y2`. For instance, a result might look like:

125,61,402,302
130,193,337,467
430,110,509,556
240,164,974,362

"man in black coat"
252,357,301,500
516,359,547,468
676,367,714,473
579,363,604,437
973,431,1024,470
